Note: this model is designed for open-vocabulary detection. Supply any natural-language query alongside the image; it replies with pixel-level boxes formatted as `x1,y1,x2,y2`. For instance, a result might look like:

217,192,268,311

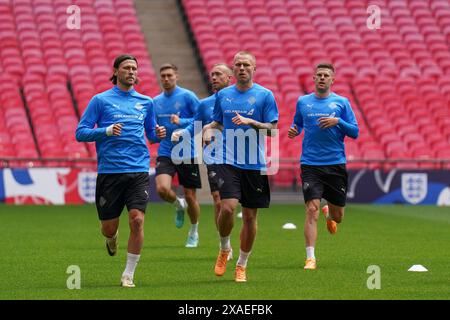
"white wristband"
106,124,114,136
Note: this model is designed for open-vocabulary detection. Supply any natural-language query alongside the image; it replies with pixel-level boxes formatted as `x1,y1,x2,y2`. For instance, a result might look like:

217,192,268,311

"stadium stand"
181,0,450,182
0,0,159,167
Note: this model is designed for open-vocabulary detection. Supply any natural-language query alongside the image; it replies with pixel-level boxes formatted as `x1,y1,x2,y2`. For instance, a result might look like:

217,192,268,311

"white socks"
220,235,231,251
122,252,140,278
306,246,315,259
189,223,198,236
237,250,251,268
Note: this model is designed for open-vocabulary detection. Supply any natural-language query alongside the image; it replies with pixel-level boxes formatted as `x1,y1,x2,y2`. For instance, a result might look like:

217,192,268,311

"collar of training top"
113,85,137,96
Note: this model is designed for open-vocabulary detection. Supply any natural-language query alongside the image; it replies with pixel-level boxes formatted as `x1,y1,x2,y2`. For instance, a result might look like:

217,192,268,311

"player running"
288,63,359,270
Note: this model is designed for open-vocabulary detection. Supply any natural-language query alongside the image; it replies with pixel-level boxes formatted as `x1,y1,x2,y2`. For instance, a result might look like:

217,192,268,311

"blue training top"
213,83,279,170
185,93,221,165
151,86,200,161
75,86,157,174
291,92,359,165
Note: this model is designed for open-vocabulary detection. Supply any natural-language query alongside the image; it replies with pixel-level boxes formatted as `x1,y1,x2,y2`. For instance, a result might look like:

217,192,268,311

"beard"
316,84,329,93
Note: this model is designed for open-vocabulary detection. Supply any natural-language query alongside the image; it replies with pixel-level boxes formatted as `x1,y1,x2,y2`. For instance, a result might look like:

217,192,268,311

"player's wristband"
106,124,114,136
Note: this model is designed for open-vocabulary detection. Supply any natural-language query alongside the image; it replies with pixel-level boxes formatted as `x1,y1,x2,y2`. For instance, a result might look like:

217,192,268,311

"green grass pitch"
0,203,449,300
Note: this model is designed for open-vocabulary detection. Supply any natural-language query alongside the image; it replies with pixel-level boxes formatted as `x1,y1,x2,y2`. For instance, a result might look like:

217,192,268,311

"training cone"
408,265,428,272
282,223,297,230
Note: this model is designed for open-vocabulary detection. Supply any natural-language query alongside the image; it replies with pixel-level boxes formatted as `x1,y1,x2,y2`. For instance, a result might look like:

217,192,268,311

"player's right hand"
202,125,213,146
156,125,166,139
170,114,180,125
288,125,298,139
171,129,184,143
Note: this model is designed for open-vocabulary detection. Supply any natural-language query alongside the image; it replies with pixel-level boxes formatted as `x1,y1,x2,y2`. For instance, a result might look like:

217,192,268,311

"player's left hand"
288,125,299,138
170,114,180,125
318,117,339,129
232,112,253,126
202,124,214,146
171,130,184,143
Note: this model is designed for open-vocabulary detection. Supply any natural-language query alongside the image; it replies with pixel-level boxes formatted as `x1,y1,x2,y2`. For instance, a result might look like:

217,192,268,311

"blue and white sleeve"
178,93,200,127
212,93,223,124
291,98,304,134
263,91,279,123
75,96,107,142
337,99,359,139
145,100,159,142
184,101,204,135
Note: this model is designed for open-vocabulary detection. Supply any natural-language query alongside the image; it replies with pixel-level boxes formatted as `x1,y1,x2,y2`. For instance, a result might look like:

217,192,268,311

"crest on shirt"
328,102,338,109
174,101,182,110
247,96,256,105
134,103,144,111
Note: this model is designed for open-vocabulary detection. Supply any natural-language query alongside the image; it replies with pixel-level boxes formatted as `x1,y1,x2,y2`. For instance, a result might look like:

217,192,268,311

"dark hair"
159,63,178,73
110,54,138,84
315,62,335,73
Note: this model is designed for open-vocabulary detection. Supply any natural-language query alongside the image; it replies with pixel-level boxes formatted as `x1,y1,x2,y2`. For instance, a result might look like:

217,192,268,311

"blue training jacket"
291,92,359,165
75,86,157,173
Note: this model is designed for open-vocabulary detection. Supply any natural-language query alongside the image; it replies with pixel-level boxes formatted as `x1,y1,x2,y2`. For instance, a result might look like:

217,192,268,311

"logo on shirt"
174,101,181,110
247,96,256,105
224,109,248,114
135,103,144,111
225,97,233,103
112,104,120,109
329,102,338,109
247,108,255,116
306,104,314,108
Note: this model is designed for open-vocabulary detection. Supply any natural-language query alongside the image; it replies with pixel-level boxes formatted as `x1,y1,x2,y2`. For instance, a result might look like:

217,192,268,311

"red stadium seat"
0,0,158,163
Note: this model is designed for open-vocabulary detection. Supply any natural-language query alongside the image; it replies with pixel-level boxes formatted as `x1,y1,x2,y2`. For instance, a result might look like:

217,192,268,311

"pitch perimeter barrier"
0,157,449,205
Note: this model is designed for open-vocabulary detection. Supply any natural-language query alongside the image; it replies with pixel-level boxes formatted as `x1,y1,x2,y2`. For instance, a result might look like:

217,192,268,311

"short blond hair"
212,63,232,75
233,51,256,65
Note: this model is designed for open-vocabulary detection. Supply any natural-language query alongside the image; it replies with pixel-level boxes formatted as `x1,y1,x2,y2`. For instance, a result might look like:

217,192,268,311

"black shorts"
95,172,150,221
155,156,202,189
216,164,270,208
206,164,220,193
300,164,348,207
